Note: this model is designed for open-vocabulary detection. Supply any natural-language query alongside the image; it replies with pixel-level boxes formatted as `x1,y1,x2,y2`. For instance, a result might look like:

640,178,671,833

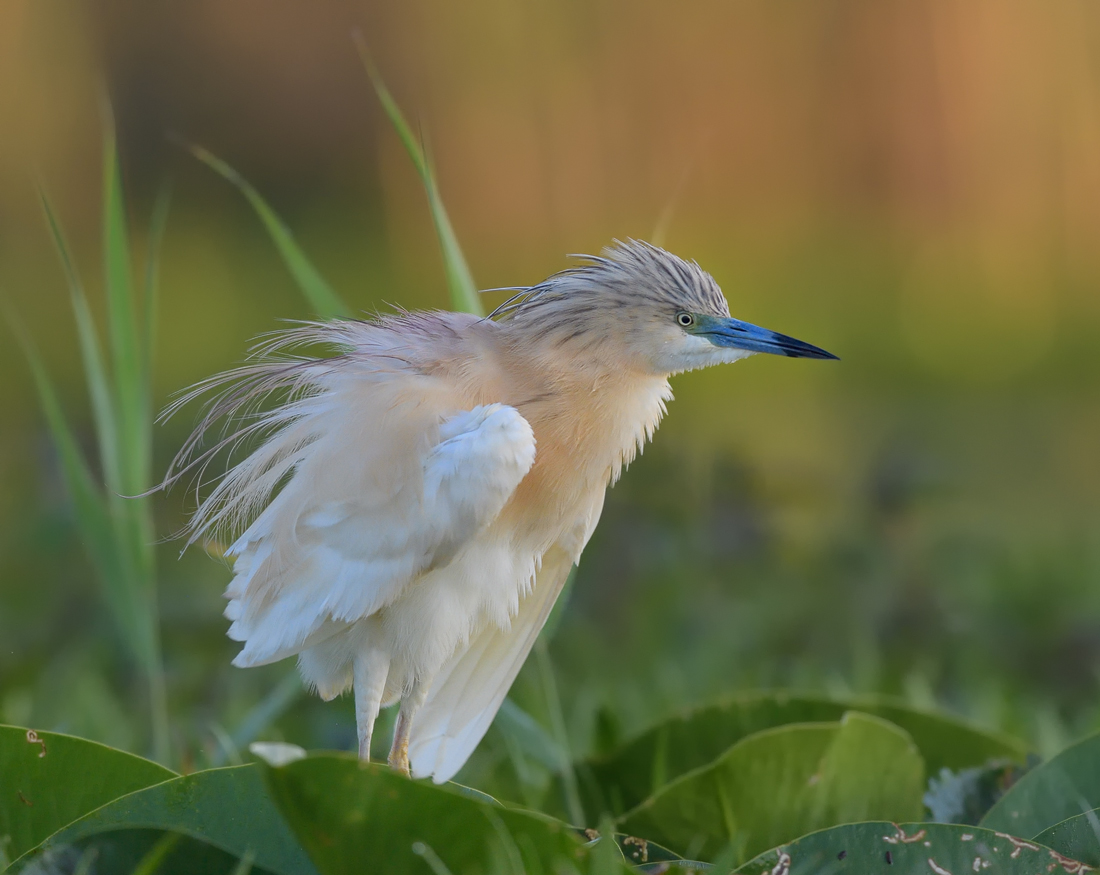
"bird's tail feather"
408,547,574,784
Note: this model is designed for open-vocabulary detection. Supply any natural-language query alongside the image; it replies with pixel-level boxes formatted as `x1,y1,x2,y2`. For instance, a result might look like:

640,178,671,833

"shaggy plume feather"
490,238,730,325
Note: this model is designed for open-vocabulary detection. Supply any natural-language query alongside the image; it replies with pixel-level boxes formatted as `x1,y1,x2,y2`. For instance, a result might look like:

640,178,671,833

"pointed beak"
699,316,839,360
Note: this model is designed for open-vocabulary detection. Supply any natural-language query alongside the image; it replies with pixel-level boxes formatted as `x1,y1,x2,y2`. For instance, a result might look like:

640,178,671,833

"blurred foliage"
5,717,1100,874
557,693,1026,822
1,6,1100,873
980,730,1100,838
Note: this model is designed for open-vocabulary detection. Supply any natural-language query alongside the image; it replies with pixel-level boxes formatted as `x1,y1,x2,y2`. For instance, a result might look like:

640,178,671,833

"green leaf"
569,692,1027,820
189,145,351,320
262,753,589,875
15,765,317,875
354,37,483,317
1034,809,1100,868
617,712,925,865
0,724,175,862
981,730,1100,839
733,822,1089,875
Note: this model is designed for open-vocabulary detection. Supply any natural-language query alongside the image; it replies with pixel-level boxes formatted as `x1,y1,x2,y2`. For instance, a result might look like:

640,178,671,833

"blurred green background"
1,0,1099,782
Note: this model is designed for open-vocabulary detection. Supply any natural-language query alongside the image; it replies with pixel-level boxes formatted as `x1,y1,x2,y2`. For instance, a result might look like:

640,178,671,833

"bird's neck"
506,341,673,498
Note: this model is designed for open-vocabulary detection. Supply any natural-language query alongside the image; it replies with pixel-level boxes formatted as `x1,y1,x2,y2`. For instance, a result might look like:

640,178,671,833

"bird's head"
492,240,838,375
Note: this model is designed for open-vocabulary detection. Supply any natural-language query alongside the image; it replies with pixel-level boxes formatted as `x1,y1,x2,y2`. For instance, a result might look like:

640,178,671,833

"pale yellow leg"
353,648,390,761
388,681,428,775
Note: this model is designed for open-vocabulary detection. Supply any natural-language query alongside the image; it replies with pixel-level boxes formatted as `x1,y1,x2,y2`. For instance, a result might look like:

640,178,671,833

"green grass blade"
103,132,170,764
103,132,157,644
207,671,303,768
142,183,172,381
228,850,255,875
353,36,483,317
128,832,182,875
7,316,141,650
39,189,122,496
188,145,352,319
103,130,149,500
534,639,585,826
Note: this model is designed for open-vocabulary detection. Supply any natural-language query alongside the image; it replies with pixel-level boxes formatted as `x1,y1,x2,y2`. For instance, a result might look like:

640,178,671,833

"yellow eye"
676,312,695,327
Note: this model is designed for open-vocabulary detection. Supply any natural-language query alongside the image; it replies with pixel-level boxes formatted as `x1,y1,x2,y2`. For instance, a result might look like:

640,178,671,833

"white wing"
224,396,536,668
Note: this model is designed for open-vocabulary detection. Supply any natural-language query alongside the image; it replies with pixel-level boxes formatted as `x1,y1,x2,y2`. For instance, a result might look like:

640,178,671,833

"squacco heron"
168,240,836,783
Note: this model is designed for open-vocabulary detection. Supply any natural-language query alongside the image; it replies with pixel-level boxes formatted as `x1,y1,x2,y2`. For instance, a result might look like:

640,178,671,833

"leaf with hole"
0,725,175,863
733,821,1088,875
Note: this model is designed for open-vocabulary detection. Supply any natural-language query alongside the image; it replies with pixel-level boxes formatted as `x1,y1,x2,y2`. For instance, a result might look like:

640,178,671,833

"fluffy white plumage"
168,240,835,784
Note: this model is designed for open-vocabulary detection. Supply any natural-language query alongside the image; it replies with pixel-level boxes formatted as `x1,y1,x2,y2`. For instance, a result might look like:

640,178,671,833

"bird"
166,240,837,784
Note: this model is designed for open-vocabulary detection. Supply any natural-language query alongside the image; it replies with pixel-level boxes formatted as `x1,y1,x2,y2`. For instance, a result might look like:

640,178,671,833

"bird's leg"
353,648,390,761
388,680,428,776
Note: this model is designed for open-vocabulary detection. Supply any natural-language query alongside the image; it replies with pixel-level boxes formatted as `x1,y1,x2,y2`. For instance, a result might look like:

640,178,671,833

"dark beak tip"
790,344,839,361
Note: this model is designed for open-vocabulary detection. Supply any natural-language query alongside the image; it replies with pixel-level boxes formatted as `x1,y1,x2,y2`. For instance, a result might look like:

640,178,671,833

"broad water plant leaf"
616,712,925,865
733,822,1091,875
981,730,1100,839
0,725,175,863
569,691,1027,819
189,145,351,320
1034,809,1100,868
13,764,317,875
262,753,594,875
22,830,282,875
